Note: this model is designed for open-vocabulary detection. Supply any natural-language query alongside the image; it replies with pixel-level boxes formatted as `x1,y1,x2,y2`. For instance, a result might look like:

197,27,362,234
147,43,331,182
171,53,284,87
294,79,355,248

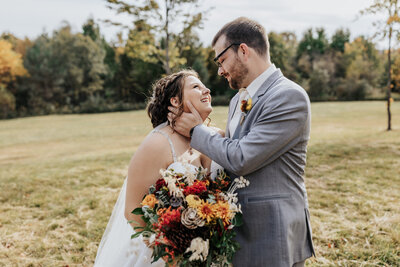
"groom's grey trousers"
191,69,315,266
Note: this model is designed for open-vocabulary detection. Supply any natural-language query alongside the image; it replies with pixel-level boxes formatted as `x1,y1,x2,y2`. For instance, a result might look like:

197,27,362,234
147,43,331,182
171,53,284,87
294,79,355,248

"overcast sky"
0,0,385,47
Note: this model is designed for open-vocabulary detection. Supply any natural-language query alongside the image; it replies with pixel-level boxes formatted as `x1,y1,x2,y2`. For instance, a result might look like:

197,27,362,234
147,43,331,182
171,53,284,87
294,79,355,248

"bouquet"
130,161,249,266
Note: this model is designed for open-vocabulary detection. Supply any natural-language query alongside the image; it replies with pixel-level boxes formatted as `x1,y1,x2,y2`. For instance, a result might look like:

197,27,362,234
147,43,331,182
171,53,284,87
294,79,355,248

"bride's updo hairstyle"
147,69,199,128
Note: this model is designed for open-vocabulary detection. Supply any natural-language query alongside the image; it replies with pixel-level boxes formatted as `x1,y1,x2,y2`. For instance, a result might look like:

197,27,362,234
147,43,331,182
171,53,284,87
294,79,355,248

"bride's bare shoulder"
129,129,173,166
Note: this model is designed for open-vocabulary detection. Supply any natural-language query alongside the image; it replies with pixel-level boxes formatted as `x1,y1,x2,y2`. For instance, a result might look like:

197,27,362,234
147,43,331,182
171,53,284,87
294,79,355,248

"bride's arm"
124,134,173,229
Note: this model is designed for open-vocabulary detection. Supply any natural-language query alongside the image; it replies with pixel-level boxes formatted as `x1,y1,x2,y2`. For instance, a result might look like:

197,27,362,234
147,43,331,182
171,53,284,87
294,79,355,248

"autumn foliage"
0,40,27,118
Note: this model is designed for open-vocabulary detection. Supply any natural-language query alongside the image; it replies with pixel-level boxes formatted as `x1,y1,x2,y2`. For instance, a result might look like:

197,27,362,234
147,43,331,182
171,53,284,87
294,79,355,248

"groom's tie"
229,88,249,137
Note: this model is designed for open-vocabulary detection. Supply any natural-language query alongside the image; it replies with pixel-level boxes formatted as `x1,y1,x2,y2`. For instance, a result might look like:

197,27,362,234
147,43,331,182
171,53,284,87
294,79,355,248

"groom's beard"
228,58,249,90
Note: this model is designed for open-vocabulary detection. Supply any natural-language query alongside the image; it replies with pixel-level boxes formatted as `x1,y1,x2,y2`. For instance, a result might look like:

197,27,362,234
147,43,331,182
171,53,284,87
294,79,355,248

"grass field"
0,101,399,266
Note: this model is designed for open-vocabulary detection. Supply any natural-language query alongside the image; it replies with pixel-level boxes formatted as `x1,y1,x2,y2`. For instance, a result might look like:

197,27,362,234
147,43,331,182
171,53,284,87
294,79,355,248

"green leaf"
130,231,142,239
131,207,144,215
232,213,243,227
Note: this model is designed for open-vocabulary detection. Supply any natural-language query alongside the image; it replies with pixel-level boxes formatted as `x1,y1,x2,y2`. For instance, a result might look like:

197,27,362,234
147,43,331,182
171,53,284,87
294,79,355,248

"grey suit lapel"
251,69,283,108
231,69,283,139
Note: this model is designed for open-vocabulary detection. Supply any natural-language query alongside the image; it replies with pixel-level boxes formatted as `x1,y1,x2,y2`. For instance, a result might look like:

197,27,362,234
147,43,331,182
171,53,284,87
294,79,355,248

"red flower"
183,180,207,196
156,178,166,191
158,207,182,228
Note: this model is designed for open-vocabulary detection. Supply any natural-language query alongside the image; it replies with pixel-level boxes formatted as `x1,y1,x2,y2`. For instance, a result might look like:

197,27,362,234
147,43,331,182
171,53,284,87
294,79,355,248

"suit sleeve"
191,87,310,176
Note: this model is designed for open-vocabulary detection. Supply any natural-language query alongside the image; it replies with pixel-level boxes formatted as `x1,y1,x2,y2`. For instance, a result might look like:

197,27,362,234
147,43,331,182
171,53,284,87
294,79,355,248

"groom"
169,17,315,267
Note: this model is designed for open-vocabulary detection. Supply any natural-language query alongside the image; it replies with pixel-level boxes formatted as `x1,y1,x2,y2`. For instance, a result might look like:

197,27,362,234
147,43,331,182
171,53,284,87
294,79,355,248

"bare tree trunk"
387,28,392,131
164,0,171,74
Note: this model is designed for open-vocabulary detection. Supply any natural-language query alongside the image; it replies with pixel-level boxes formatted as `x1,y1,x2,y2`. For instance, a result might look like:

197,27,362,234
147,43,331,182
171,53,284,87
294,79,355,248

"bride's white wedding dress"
94,124,223,267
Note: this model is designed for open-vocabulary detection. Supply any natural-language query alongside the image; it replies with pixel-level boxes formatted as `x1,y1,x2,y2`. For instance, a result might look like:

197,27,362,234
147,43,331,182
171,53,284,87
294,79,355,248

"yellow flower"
213,200,232,226
197,201,215,223
240,98,252,112
141,194,158,208
246,97,252,111
186,194,202,208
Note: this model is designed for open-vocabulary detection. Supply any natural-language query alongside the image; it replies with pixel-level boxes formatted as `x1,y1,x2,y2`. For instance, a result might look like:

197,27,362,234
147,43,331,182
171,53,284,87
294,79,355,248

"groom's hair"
212,17,269,60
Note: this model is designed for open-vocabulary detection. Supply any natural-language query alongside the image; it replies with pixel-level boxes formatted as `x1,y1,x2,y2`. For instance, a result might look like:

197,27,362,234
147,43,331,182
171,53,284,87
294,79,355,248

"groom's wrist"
189,125,200,138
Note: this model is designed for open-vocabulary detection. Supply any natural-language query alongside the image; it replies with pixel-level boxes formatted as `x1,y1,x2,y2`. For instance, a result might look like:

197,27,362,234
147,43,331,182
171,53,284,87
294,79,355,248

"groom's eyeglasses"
213,43,241,68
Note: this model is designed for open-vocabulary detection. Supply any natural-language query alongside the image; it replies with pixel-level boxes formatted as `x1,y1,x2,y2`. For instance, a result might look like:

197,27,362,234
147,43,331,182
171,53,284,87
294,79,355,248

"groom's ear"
239,43,250,61
170,97,180,108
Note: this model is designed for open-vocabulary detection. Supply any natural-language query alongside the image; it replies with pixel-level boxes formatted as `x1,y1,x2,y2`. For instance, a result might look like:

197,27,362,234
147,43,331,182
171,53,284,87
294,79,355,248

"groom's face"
213,36,248,90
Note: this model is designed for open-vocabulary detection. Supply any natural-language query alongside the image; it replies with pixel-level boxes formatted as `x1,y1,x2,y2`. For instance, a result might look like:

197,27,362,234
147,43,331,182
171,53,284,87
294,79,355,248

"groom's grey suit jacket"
191,69,315,266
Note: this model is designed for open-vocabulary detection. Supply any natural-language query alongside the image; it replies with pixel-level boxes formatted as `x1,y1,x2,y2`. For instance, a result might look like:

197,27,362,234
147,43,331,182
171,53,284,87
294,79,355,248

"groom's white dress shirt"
228,64,277,135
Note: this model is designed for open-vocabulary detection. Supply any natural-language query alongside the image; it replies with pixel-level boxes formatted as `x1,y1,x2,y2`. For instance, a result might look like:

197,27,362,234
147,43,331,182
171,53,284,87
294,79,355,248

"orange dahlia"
197,201,215,223
214,200,232,226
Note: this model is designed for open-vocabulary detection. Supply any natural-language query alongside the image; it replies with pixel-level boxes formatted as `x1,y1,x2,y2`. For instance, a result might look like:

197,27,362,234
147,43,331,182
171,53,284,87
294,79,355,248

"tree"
330,28,351,53
21,25,107,113
0,40,27,118
297,28,329,60
268,31,298,81
390,48,400,91
296,28,329,80
360,0,400,130
82,18,118,100
339,37,382,100
0,40,27,86
104,0,208,74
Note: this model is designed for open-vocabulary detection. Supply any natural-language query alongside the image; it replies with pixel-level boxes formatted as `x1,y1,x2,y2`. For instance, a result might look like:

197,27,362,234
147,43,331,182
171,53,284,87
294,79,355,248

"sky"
0,0,386,48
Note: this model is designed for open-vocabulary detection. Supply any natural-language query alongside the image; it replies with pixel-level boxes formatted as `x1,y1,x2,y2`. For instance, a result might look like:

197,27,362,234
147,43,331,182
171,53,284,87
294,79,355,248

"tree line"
0,1,399,119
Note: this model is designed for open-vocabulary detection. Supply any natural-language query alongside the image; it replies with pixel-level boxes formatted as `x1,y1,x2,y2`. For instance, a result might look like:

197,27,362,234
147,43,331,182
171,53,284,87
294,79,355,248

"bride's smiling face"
172,75,212,121
183,75,213,120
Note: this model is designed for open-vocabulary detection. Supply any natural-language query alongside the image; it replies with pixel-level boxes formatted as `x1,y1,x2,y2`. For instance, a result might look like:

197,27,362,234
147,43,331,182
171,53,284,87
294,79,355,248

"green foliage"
82,18,118,97
19,25,107,114
308,69,330,100
330,28,350,53
1,4,397,118
0,85,16,118
106,0,209,74
297,28,329,60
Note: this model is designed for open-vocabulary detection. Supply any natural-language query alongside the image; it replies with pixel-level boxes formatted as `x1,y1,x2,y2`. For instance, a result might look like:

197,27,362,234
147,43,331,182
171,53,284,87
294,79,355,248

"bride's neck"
167,124,191,141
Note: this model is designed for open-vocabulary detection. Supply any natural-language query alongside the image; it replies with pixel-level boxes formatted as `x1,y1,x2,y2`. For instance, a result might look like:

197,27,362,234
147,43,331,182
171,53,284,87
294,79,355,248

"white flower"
185,237,209,262
228,176,250,194
183,163,196,186
163,176,184,198
229,202,242,214
149,234,156,244
236,176,249,188
219,192,238,204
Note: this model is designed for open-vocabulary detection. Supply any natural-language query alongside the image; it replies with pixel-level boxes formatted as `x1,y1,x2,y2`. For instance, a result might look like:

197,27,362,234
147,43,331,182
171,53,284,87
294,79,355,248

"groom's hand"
168,101,203,137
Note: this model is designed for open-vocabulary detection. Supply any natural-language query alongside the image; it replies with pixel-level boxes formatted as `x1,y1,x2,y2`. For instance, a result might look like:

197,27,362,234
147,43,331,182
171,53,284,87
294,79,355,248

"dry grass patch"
0,102,399,266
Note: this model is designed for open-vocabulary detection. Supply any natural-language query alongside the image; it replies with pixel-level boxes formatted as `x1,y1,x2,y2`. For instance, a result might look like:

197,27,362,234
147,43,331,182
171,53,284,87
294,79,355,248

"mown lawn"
0,101,399,266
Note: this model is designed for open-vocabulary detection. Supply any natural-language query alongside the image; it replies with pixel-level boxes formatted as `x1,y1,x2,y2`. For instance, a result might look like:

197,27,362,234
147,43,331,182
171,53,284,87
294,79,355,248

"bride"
94,69,223,266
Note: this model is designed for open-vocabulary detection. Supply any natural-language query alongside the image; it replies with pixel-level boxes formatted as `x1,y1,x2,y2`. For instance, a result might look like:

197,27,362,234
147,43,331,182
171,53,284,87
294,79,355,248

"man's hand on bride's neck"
168,100,204,138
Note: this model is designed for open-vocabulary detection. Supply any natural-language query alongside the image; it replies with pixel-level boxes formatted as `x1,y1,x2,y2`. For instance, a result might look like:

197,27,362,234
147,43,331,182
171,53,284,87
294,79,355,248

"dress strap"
152,129,177,162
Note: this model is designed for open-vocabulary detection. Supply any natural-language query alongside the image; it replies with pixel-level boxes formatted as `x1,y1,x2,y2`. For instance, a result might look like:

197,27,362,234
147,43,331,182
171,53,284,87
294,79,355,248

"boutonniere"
239,97,252,125
240,97,252,113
